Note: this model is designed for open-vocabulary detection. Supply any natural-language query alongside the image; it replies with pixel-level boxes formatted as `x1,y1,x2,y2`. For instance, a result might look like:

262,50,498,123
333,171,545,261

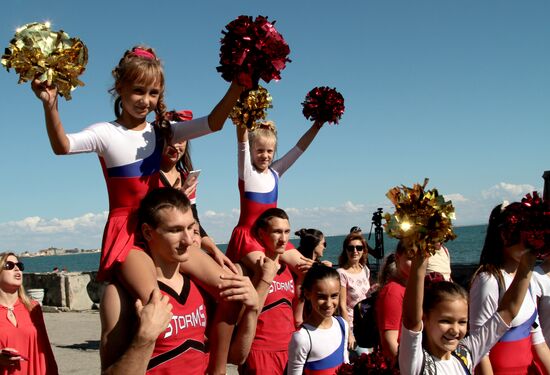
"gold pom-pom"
1,22,88,100
229,85,273,130
383,178,457,256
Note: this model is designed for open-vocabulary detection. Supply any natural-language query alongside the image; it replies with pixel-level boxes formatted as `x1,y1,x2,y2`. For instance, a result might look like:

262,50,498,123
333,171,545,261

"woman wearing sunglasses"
337,232,372,354
0,253,58,374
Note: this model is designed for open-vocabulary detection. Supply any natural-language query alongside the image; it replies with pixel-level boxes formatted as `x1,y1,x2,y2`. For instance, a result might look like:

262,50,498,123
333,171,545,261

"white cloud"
0,212,108,252
481,182,536,200
343,201,366,213
2,181,539,253
444,193,468,203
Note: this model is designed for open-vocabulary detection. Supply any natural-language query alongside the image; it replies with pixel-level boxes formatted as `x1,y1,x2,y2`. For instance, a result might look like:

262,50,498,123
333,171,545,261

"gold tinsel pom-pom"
383,178,457,256
1,22,88,100
229,86,273,130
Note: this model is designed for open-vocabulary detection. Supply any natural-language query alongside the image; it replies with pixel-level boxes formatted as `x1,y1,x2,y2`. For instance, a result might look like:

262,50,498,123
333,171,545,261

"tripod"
368,208,384,260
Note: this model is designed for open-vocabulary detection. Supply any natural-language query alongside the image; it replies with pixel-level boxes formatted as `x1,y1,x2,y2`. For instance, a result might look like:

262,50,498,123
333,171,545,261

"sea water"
20,224,488,273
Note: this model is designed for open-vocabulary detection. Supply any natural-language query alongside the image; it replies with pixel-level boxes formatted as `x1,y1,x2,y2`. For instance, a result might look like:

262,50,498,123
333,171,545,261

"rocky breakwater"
24,264,481,311
23,272,105,311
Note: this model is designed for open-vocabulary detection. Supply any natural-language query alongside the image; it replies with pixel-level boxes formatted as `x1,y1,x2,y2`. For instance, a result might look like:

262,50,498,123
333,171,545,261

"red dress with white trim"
66,117,210,281
225,140,303,262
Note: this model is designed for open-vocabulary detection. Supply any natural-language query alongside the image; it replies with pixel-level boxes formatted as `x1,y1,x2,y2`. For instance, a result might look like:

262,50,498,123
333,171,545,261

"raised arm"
496,248,537,325
296,120,323,152
31,79,70,154
236,123,248,142
207,82,245,132
402,252,428,332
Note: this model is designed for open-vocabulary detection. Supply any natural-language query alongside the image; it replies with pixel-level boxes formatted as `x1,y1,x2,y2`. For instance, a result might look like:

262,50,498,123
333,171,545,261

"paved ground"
44,310,238,374
44,310,101,375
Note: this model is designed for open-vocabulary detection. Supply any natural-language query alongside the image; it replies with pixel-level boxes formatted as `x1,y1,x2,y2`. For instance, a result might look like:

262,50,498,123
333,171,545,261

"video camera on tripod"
368,208,384,260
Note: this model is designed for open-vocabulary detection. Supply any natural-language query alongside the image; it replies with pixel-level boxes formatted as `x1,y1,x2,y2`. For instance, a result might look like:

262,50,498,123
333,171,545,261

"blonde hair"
0,253,33,311
248,120,278,151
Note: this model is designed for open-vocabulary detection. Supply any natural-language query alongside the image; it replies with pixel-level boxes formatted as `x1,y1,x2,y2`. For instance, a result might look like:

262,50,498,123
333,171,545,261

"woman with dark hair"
295,228,331,267
337,232,372,352
293,228,331,327
0,253,58,374
470,203,550,375
159,110,236,272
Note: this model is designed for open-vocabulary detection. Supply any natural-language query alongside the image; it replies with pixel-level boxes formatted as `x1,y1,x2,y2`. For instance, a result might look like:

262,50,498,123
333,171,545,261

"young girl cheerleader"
287,263,349,375
470,203,550,375
238,207,297,375
31,45,242,295
225,120,325,272
399,238,539,375
32,45,245,374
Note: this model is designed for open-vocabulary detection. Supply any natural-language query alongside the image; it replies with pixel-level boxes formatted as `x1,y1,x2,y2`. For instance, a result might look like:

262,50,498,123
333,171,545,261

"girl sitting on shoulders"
225,120,325,273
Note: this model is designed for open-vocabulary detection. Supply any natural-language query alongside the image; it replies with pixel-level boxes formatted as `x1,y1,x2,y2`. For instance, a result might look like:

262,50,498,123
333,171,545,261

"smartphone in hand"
1,349,28,361
186,169,201,180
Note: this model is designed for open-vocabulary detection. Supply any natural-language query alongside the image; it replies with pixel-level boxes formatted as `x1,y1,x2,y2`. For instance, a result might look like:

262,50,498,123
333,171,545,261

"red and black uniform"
147,275,209,374
241,263,296,375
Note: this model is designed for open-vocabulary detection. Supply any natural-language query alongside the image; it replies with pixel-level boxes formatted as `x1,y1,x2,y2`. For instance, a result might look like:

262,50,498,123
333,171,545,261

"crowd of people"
1,41,549,375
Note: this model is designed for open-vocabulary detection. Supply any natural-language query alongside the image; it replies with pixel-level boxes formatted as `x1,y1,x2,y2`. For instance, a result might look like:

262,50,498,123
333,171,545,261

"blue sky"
2,1,549,253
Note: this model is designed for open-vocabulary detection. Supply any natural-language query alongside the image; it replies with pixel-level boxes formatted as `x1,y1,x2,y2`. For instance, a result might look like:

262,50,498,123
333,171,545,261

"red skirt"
96,207,138,281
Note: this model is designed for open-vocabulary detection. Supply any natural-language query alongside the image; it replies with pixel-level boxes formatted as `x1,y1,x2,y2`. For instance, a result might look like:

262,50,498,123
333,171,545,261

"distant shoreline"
20,250,100,258
14,223,487,256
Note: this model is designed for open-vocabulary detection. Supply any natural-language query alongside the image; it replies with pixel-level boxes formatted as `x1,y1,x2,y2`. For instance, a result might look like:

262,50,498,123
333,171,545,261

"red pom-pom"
217,15,291,89
302,86,345,124
336,352,398,374
520,191,550,256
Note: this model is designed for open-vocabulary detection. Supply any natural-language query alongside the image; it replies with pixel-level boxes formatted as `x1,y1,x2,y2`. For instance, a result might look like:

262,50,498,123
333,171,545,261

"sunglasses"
346,245,364,252
3,261,24,271
322,242,327,247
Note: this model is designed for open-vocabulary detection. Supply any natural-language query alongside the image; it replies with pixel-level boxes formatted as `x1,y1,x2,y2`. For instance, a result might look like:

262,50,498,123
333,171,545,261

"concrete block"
23,273,66,307
64,273,95,311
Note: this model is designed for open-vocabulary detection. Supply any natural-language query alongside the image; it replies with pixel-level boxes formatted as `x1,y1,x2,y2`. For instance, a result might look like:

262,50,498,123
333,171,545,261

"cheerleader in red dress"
225,120,324,274
0,253,57,375
469,203,550,375
32,45,244,300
